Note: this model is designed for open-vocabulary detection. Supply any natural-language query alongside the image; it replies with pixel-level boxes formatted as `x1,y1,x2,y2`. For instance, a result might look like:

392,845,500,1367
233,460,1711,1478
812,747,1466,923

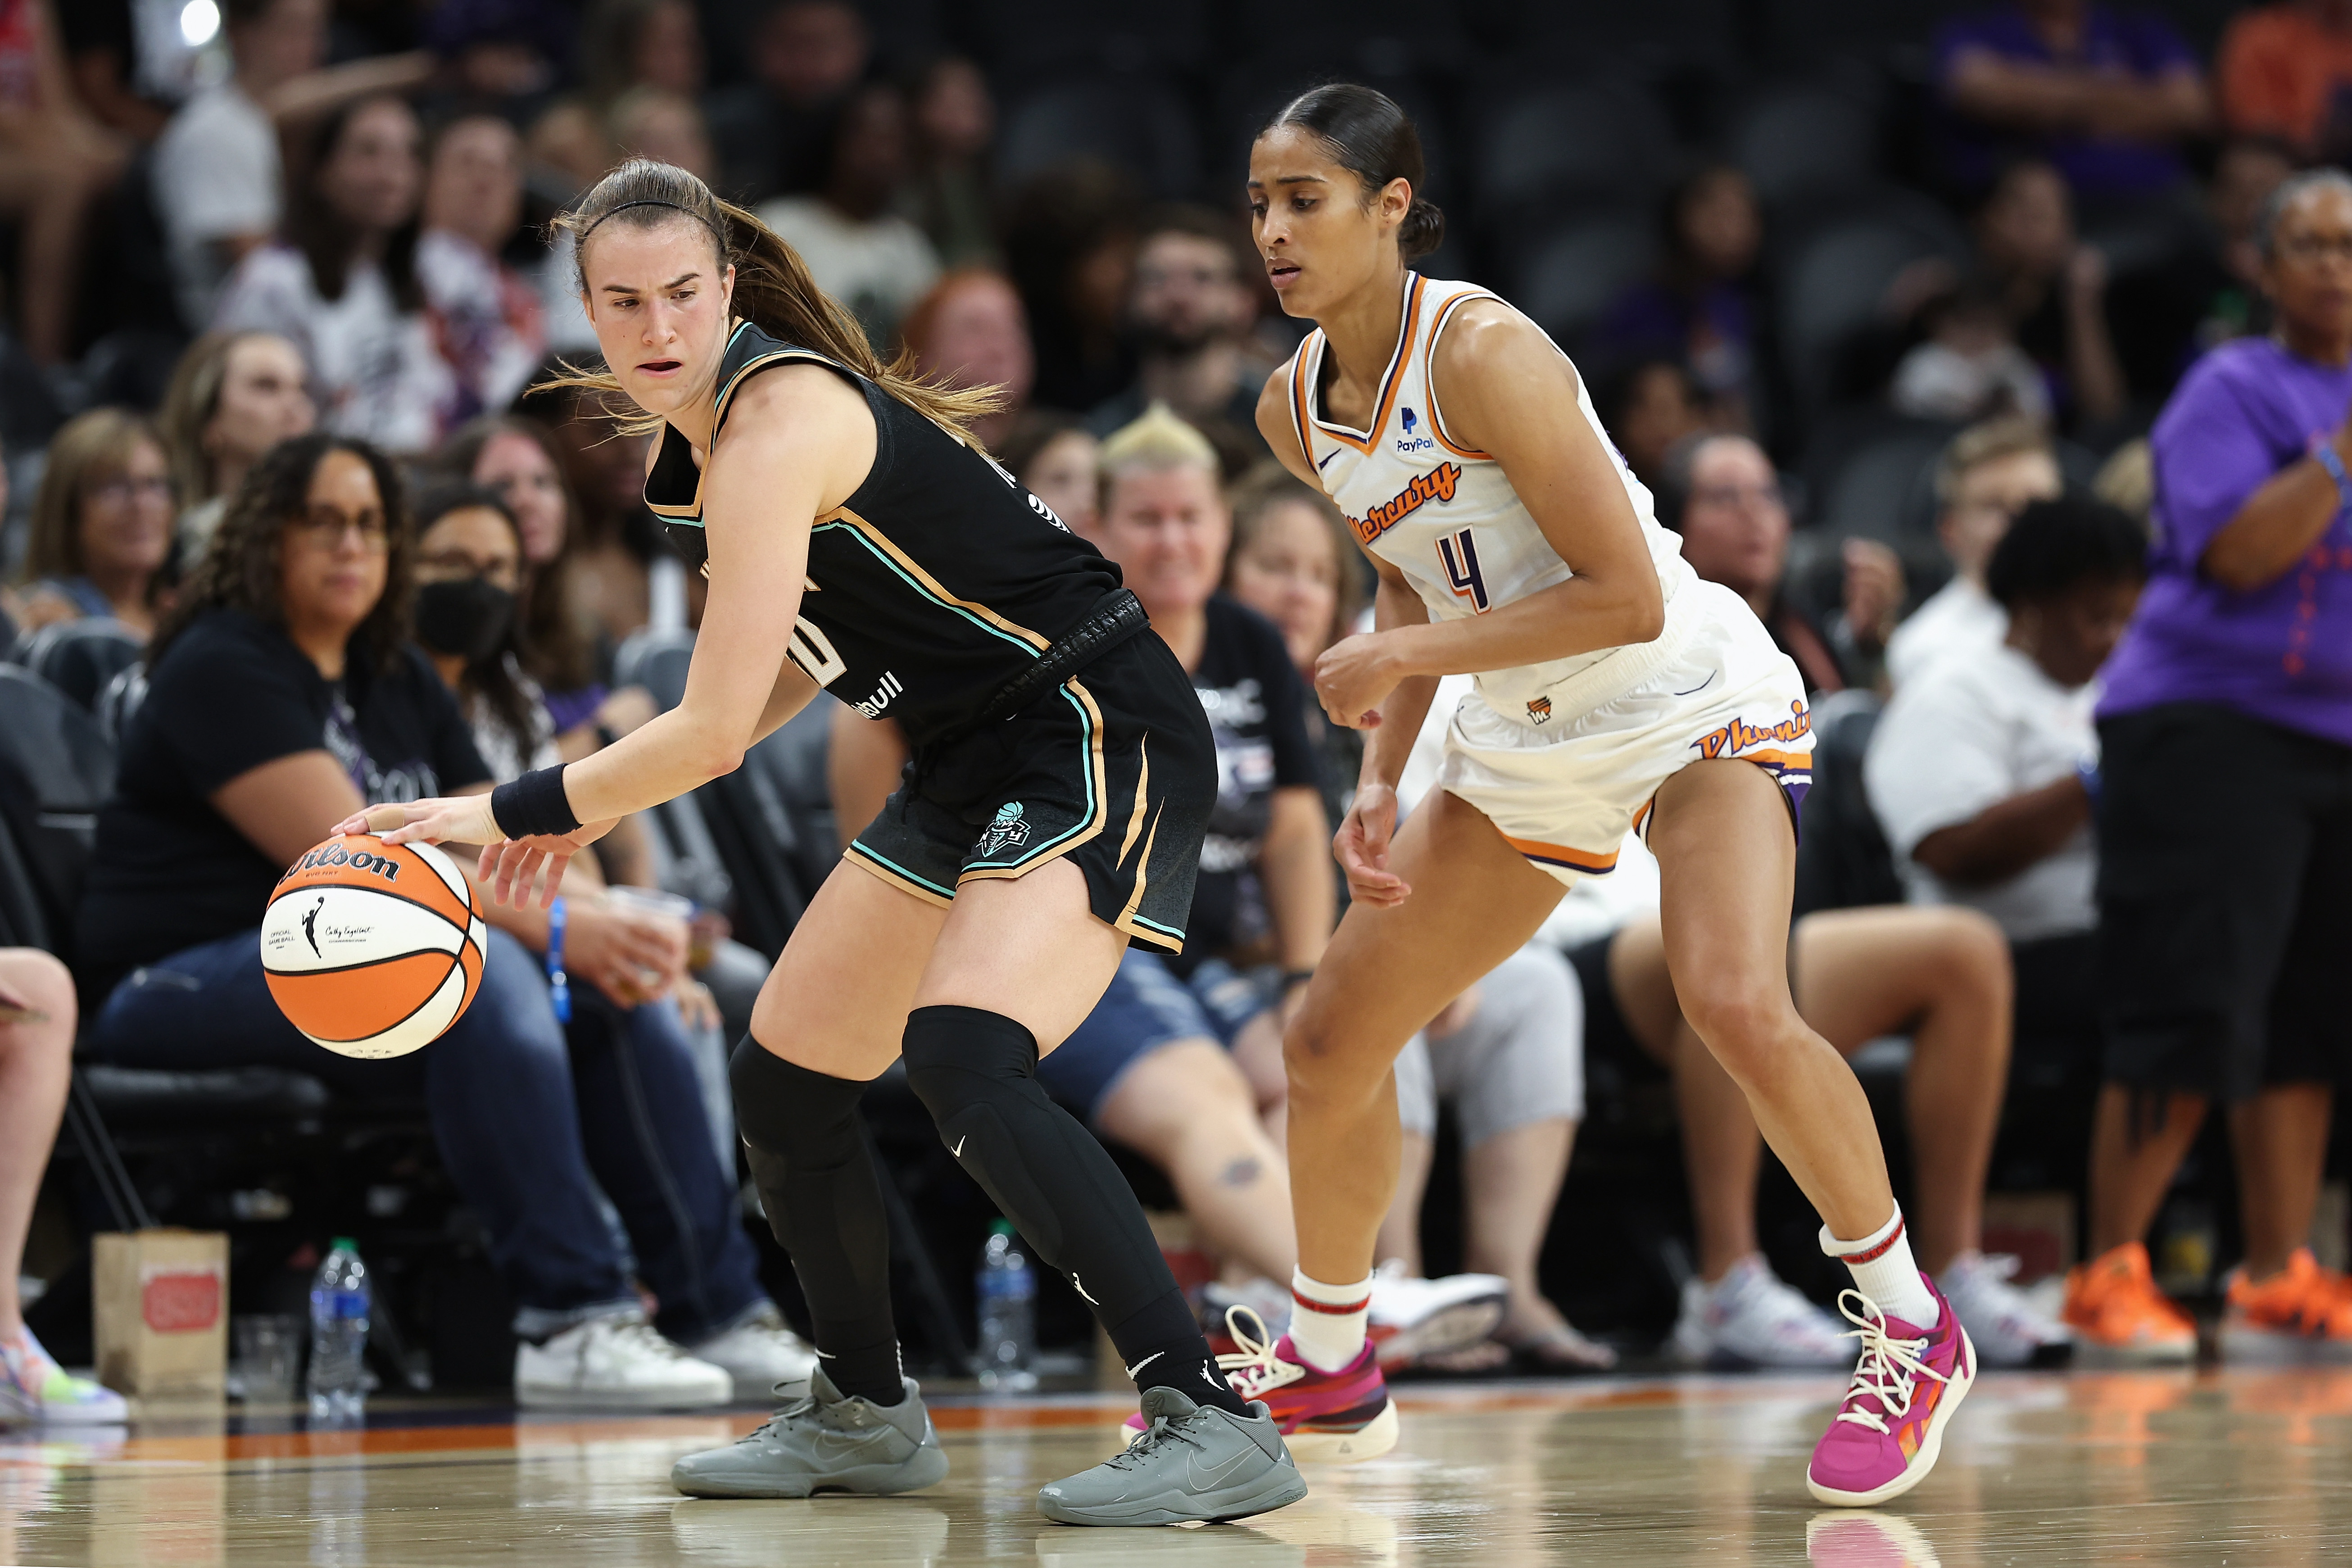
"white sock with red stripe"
1287,1267,1375,1373
1822,1205,1940,1328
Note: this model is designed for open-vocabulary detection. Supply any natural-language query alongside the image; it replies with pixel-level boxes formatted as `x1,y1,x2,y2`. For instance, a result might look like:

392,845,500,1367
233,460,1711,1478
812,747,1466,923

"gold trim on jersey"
1424,287,1497,461
640,325,846,522
1299,272,1428,457
825,507,1054,653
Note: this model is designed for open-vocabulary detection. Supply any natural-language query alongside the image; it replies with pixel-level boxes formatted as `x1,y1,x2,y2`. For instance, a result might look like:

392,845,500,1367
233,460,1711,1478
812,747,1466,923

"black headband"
579,198,720,243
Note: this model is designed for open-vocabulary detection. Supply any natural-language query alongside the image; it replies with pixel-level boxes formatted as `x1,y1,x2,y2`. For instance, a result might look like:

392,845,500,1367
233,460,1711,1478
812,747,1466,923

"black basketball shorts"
2097,702,2352,1100
844,632,1215,952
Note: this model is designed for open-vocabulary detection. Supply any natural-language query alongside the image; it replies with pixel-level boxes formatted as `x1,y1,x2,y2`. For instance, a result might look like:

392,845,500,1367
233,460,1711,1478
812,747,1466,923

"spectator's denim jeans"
88,925,766,1345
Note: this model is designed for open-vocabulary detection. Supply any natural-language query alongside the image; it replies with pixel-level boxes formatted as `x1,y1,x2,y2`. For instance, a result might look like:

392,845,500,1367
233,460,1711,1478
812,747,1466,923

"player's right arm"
1256,361,1320,486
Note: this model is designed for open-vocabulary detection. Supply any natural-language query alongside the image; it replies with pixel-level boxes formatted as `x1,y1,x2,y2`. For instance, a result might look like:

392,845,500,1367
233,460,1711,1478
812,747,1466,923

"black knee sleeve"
901,1005,1179,1330
728,1036,901,1401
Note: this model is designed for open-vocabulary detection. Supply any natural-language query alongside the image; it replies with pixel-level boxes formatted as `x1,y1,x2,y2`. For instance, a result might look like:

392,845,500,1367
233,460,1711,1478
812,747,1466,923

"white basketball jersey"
1285,274,1700,726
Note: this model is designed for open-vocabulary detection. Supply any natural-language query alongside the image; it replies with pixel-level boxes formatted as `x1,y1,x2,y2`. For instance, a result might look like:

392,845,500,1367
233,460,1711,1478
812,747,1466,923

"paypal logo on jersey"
1395,405,1435,455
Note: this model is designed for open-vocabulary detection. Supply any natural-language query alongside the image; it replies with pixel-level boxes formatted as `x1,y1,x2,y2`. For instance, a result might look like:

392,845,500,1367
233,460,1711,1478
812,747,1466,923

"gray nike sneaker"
1037,1387,1307,1527
670,1369,949,1499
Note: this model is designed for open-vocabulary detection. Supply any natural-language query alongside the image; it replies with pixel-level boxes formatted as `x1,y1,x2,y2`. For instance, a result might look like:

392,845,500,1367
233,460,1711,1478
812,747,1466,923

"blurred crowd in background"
6,0,2352,1406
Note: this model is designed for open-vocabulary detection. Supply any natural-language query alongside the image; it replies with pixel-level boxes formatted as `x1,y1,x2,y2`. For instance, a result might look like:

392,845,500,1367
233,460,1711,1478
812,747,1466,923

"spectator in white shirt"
755,81,940,348
1869,494,2148,944
152,0,430,331
213,94,449,456
417,113,546,429
1884,416,2064,689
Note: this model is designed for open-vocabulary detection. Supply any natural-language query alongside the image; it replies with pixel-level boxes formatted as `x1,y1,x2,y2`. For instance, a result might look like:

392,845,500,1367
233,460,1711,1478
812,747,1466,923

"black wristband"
490,766,581,838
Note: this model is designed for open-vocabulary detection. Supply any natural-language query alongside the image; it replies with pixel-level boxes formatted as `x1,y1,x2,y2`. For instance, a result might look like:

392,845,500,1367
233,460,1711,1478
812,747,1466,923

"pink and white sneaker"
1805,1276,1974,1507
1120,1307,1398,1462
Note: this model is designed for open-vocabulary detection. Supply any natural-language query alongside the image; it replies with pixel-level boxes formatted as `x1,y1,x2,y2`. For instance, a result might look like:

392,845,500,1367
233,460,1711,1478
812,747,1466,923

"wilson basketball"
261,834,486,1059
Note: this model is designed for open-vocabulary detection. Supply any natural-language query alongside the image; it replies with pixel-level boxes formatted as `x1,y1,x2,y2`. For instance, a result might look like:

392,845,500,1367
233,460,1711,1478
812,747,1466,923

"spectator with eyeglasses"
76,433,816,1410
1655,432,1906,693
1088,206,1272,455
11,409,177,639
2062,168,2352,1362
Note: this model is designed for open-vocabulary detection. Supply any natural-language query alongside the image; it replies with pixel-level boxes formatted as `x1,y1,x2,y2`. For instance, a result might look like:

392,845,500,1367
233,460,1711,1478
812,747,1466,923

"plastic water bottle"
307,1238,371,1423
975,1221,1038,1392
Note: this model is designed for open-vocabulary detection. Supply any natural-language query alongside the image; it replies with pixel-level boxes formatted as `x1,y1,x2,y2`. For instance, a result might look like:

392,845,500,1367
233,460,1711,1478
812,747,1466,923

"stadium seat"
1791,689,1903,918
1730,82,1883,207
952,0,1210,78
1473,81,1677,219
0,666,116,962
1511,212,1658,344
994,76,1204,199
1811,417,1961,543
1773,195,1969,414
6,617,144,714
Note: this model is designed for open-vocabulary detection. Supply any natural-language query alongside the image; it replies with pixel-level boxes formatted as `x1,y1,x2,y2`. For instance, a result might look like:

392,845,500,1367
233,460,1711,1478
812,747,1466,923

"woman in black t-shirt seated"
74,434,810,1409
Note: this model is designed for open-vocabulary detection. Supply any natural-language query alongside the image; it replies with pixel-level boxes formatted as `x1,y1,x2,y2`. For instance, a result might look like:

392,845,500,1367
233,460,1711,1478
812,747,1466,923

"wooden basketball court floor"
5,1368,2349,1566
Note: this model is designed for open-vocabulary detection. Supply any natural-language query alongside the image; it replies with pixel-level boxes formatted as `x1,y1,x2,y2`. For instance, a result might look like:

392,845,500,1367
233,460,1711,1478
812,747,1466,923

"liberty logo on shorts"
1526,696,1553,725
976,801,1032,858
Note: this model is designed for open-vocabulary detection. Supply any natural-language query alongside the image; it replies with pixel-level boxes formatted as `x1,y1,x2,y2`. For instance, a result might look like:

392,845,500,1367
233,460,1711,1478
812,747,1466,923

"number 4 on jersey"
1437,528,1490,612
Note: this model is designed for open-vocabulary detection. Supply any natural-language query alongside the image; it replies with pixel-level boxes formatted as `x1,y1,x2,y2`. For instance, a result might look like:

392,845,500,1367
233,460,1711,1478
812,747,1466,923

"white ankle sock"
1821,1206,1940,1328
1287,1268,1374,1373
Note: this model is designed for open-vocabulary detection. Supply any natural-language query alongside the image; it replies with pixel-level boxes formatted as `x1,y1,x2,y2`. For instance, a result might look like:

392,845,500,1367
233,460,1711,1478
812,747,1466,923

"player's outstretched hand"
1313,631,1400,730
332,800,616,909
1334,782,1411,906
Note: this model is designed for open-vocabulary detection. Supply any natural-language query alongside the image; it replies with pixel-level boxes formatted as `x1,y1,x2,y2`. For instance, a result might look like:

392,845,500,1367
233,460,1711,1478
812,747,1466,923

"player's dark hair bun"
1265,83,1444,259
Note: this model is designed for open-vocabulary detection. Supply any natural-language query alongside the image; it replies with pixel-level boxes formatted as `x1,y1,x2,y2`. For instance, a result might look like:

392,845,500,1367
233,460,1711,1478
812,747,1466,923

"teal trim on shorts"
846,839,956,898
962,684,1100,869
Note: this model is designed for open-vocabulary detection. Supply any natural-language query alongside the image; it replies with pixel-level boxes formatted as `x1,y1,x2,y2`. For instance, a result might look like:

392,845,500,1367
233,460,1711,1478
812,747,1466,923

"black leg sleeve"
729,1036,904,1404
901,1004,1247,1415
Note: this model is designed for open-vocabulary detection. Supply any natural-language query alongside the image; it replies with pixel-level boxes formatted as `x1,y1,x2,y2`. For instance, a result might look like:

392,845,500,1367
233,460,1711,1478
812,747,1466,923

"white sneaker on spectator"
515,1314,733,1410
1366,1259,1509,1369
1939,1251,2074,1369
686,1305,821,1401
1669,1253,1854,1369
1202,1278,1292,1339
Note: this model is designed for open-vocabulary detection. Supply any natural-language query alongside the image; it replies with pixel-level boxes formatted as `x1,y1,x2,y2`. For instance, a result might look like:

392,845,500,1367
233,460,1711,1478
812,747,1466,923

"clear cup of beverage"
232,1314,303,1403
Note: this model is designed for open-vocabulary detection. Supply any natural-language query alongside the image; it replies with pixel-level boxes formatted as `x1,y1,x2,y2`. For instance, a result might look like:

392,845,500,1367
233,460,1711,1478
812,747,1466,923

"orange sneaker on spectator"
2062,1242,2196,1364
2220,1249,2352,1364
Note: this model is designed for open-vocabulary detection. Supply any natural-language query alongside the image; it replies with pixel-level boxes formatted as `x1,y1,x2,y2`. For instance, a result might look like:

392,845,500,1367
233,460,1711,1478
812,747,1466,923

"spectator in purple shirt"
1594,165,1767,436
2069,170,2352,1363
1937,0,2210,200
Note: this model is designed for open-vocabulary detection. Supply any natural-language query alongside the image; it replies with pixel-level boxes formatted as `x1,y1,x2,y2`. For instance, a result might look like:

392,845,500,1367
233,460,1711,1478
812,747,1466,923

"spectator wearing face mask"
1088,207,1269,452
159,331,318,566
213,94,449,455
77,437,816,1407
1885,417,2066,689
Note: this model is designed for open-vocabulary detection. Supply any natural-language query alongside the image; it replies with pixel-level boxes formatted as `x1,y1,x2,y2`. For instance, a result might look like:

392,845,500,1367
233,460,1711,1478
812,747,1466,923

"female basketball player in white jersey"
1241,86,1971,1507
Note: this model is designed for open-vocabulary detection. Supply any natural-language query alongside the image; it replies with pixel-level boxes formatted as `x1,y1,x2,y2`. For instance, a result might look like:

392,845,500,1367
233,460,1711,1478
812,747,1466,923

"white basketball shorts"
1435,579,1814,886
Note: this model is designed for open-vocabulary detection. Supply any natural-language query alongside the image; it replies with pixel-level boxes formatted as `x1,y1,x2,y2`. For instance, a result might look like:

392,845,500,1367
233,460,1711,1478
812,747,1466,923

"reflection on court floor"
5,1369,2350,1565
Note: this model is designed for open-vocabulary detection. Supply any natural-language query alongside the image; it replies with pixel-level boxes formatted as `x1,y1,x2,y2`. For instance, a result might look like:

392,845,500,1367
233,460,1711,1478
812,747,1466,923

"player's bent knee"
1678,984,1798,1065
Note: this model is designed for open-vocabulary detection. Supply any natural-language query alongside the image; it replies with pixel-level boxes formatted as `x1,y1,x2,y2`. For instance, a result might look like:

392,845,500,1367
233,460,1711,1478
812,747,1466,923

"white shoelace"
1830,1290,1950,1437
598,1318,698,1366
1214,1306,1302,1401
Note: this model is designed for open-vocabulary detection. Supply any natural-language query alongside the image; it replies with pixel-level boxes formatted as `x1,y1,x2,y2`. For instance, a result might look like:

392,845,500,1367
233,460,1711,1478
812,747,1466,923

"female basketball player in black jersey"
344,159,1306,1527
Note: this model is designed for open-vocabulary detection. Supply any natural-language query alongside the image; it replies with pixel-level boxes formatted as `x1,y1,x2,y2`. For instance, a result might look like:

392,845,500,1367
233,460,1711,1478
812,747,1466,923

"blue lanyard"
546,894,571,1023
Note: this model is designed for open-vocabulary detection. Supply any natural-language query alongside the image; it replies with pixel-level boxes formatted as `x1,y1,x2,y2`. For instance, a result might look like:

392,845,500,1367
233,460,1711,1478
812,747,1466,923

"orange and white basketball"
260,834,486,1059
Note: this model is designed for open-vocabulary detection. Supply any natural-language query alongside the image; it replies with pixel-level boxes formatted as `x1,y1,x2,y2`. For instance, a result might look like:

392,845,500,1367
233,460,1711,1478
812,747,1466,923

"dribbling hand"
1334,783,1411,906
332,799,618,909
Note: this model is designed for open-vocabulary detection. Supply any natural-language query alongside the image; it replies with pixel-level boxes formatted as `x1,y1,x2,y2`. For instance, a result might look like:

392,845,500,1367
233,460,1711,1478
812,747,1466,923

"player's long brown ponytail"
542,159,1003,444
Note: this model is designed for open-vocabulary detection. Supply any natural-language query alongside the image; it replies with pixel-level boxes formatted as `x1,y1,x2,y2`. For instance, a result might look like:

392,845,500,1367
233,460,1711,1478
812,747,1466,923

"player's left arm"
353,365,866,901
1311,301,1664,720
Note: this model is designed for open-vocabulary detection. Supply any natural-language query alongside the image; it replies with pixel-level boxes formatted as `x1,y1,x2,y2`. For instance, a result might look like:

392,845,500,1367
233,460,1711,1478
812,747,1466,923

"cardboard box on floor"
93,1229,228,1401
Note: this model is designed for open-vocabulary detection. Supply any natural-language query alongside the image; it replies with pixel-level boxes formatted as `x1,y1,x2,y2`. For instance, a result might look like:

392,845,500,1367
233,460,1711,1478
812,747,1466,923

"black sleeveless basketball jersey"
643,320,1123,748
